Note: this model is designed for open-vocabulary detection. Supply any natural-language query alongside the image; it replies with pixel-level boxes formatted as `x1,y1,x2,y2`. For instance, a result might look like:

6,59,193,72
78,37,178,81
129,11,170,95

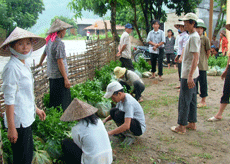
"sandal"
197,103,206,108
149,75,155,79
207,116,222,122
186,126,196,131
171,126,185,135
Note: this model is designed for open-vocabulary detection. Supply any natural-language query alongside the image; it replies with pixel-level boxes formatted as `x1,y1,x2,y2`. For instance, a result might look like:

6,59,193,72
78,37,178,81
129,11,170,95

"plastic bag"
142,71,152,78
95,101,111,118
207,68,217,76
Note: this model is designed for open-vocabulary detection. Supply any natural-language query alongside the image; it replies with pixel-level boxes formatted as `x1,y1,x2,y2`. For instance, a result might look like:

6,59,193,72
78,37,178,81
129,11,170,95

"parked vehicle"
133,46,168,67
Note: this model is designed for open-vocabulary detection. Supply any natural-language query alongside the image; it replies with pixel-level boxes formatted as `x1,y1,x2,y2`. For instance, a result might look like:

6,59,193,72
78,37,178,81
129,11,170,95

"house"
75,18,99,36
84,20,125,35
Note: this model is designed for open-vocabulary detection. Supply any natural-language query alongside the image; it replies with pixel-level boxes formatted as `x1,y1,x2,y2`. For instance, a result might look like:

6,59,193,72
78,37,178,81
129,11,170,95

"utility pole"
209,0,214,41
227,0,230,50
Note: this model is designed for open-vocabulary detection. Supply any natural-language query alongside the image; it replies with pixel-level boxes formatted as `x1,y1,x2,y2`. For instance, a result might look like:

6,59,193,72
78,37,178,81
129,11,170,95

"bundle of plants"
133,57,151,73
208,56,228,68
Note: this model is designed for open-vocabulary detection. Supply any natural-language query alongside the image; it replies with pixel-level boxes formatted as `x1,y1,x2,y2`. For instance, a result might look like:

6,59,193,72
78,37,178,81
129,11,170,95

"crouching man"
103,81,146,146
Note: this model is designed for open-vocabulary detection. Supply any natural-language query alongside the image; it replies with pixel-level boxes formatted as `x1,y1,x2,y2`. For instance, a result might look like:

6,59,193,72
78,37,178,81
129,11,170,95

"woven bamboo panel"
0,38,117,112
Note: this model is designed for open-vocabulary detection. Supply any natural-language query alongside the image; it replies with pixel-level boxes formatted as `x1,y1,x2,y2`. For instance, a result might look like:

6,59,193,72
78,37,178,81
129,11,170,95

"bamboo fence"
0,37,117,113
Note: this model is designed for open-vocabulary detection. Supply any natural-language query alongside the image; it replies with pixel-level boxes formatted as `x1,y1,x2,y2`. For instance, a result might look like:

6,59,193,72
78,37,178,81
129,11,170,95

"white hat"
179,13,198,22
0,27,46,57
104,81,123,98
174,22,184,29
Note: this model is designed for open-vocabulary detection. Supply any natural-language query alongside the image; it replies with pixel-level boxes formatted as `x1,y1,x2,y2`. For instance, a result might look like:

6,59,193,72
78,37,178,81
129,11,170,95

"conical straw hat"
60,98,98,122
225,24,230,31
0,27,46,57
47,19,73,34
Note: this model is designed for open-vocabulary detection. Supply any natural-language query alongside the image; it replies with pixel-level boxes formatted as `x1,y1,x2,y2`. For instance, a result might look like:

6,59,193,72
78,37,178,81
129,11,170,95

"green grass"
193,153,213,159
188,141,203,147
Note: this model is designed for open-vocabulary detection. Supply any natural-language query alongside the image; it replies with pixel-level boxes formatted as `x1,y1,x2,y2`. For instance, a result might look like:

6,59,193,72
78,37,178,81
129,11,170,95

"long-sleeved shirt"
2,56,36,128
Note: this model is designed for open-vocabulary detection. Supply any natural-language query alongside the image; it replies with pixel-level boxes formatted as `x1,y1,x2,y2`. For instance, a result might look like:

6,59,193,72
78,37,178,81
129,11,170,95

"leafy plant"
208,56,228,68
133,57,151,73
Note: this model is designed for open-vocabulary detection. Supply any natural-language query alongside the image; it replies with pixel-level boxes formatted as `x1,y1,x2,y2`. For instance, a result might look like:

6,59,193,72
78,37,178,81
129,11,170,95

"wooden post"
209,0,214,41
227,0,230,53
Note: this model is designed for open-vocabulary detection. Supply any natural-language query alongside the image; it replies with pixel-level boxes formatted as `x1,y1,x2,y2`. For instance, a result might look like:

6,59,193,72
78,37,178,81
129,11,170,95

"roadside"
106,69,230,164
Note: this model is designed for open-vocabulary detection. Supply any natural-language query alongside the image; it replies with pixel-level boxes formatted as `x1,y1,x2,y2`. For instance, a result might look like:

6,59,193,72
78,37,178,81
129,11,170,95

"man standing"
103,82,146,146
196,19,211,108
171,13,200,134
117,23,134,71
146,20,165,81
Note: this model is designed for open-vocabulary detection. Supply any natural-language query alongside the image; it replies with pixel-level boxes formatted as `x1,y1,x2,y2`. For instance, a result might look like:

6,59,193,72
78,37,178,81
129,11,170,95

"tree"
68,0,127,42
116,0,201,43
213,0,226,37
0,0,44,36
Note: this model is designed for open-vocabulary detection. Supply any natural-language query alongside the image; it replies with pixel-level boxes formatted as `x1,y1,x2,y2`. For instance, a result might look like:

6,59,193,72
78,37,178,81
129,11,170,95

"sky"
29,0,109,35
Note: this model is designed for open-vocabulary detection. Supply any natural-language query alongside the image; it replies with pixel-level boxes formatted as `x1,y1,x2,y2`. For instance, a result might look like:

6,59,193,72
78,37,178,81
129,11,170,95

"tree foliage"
213,0,226,36
0,0,44,36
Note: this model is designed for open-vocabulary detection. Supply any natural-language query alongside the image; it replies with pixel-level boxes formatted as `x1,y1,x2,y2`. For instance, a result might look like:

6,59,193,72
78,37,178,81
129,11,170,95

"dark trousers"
11,125,33,164
110,108,142,136
119,81,145,101
196,70,208,98
220,65,230,104
120,57,134,71
178,78,198,126
177,55,182,81
62,138,82,164
166,53,175,64
49,77,72,111
150,48,164,76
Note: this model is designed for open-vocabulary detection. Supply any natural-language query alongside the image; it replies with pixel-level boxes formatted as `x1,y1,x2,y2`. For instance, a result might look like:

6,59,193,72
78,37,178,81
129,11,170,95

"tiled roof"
84,20,125,30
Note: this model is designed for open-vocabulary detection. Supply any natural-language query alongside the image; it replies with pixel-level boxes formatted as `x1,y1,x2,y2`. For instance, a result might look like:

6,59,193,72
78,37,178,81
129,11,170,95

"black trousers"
62,138,82,164
11,125,33,164
220,65,230,104
110,108,142,136
49,77,72,111
166,53,175,64
119,81,145,101
120,57,134,71
150,48,164,76
196,70,208,98
178,78,198,126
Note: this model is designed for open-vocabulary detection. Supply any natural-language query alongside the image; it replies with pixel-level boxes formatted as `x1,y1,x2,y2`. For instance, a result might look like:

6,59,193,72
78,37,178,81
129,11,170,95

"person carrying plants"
116,23,134,71
146,19,165,81
60,98,113,164
218,30,228,56
0,27,46,164
196,19,211,108
171,13,200,134
38,19,73,111
114,66,145,102
103,81,146,146
174,21,189,91
207,24,230,122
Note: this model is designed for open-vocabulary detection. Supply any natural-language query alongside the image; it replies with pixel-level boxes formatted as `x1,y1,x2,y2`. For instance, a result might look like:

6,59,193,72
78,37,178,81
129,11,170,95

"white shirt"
181,31,200,79
177,31,189,56
1,56,36,128
119,31,131,59
72,119,113,164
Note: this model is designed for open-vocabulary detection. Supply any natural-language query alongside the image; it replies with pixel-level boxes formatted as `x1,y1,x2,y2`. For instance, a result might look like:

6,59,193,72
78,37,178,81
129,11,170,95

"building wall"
77,24,92,36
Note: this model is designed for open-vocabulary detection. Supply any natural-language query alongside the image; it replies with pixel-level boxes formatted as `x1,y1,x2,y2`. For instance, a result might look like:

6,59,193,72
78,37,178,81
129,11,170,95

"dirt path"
106,70,230,164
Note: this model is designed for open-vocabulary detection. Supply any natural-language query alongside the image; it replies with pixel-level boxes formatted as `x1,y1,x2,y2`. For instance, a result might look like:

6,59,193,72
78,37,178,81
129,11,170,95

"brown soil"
105,70,230,164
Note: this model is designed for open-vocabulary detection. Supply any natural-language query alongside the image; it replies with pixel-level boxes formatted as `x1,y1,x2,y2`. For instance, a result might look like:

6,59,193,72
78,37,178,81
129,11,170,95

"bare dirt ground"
105,69,230,164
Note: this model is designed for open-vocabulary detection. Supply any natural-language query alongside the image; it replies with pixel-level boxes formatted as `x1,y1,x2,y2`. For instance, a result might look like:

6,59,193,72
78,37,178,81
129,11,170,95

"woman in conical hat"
207,24,230,122
60,98,113,164
38,19,73,111
0,27,46,163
